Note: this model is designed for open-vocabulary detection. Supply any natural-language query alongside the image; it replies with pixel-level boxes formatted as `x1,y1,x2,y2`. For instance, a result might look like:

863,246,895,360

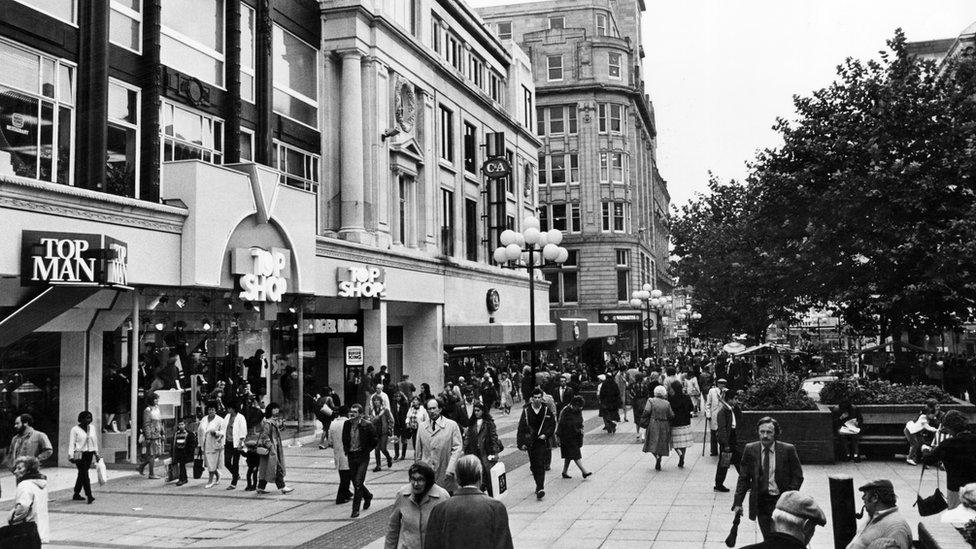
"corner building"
477,0,672,360
0,0,581,468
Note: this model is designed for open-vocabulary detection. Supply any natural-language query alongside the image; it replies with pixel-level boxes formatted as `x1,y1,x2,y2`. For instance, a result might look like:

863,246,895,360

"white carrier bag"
489,461,507,499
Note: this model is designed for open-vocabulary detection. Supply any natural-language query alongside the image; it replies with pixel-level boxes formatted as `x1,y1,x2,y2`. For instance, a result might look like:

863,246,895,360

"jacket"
733,441,804,520
416,416,463,490
342,417,378,456
385,483,451,549
463,418,503,459
223,411,248,449
197,415,226,454
423,486,514,549
516,404,555,449
705,387,724,421
552,386,575,413
921,430,976,490
327,417,349,470
8,428,53,468
845,507,912,549
11,475,49,543
715,404,741,445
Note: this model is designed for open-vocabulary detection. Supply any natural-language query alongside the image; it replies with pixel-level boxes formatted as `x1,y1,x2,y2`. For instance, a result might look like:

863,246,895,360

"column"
403,304,443,392
363,301,388,373
339,50,366,241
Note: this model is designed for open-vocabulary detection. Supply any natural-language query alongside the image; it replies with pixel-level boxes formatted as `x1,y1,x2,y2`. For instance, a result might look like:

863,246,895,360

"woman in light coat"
642,385,674,471
385,461,450,549
198,402,226,488
257,402,294,494
9,456,49,546
498,372,514,414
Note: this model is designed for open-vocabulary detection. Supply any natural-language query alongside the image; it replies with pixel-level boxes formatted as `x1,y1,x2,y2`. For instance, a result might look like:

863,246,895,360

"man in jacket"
343,404,377,518
705,378,727,456
328,407,352,504
846,480,912,549
552,375,575,417
714,389,741,492
416,398,463,493
423,455,513,549
517,388,556,500
739,491,827,549
732,416,804,540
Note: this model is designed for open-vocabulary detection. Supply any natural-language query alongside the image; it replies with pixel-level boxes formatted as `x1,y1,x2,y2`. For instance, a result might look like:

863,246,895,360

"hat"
775,491,827,526
858,479,894,493
597,374,606,381
716,378,728,384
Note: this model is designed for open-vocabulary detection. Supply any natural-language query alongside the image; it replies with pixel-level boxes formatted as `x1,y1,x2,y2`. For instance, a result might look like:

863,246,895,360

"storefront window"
107,80,140,197
160,0,225,87
0,333,61,467
272,25,318,127
0,39,74,185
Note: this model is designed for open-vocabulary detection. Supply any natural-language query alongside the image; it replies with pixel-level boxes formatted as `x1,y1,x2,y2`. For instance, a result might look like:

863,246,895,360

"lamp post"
493,216,569,386
630,285,666,358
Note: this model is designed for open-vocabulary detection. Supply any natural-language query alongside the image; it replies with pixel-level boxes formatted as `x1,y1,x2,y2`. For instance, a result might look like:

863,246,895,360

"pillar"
404,304,443,391
339,50,366,240
363,300,388,375
75,0,110,193
59,332,88,468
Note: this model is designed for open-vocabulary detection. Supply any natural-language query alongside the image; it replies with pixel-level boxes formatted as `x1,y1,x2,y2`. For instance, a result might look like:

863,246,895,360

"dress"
556,406,584,460
669,393,694,449
642,397,674,455
499,378,514,408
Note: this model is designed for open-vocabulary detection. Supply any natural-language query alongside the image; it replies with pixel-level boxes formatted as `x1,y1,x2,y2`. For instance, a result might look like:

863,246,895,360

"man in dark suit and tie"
553,375,574,416
732,416,804,540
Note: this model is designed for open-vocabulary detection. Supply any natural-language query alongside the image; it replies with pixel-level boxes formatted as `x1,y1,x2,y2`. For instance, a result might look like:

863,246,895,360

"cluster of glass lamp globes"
629,285,702,321
492,216,570,266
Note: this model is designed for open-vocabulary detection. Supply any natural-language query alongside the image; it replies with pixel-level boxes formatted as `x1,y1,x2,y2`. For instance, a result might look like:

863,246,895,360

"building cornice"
0,175,187,233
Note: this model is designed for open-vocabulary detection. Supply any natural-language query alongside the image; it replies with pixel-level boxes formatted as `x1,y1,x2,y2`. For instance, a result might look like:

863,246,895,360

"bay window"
161,101,223,164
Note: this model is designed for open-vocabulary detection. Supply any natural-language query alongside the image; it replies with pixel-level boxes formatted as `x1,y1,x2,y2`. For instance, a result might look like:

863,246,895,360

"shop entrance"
0,333,60,467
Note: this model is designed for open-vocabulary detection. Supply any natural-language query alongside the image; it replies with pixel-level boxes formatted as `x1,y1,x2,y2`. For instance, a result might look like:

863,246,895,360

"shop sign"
311,318,359,334
345,346,364,366
21,231,128,287
337,266,387,298
231,247,290,302
599,310,642,323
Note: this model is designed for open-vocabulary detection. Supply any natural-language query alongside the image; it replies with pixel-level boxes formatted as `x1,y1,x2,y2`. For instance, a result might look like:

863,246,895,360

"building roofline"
536,83,656,138
437,0,511,66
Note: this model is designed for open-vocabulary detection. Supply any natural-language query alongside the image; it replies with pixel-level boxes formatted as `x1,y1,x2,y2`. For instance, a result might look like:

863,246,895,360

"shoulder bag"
914,464,948,516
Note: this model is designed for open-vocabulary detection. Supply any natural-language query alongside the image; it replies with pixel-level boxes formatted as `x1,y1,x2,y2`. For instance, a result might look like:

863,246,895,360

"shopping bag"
719,451,733,468
167,461,179,483
489,461,507,500
914,465,948,517
839,419,861,435
95,457,108,485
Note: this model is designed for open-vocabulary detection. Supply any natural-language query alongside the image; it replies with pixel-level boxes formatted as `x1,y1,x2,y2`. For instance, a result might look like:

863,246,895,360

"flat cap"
716,378,728,384
775,491,827,526
859,479,894,492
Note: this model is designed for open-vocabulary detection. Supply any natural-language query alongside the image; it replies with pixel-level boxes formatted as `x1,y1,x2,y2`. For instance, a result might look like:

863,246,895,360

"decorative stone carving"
394,77,416,134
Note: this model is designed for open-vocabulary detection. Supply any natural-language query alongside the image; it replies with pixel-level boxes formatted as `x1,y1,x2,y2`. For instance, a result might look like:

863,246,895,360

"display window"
0,332,60,467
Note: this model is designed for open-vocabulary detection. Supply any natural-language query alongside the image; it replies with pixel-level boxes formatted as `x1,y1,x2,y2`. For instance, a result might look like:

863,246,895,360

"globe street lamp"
493,216,569,385
629,285,666,358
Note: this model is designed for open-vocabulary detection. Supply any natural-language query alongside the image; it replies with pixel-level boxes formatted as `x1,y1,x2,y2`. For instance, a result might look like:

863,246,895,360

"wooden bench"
830,400,976,460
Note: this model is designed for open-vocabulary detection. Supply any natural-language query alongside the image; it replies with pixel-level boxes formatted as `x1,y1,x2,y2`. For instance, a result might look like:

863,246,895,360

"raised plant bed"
736,404,836,464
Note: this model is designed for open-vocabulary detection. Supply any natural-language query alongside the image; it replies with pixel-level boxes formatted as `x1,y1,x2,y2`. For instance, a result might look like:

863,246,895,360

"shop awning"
0,285,101,348
444,321,618,347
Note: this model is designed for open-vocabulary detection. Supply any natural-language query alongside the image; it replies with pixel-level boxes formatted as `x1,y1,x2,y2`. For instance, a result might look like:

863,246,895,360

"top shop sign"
21,231,128,287
337,266,387,298
231,247,291,302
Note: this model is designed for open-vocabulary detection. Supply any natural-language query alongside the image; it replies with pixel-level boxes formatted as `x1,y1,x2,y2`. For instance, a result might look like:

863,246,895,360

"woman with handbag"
197,402,226,488
462,402,504,494
257,402,294,495
3,456,49,547
557,396,592,480
68,411,99,503
370,394,394,472
138,392,164,479
315,387,336,450
922,410,976,509
668,381,694,468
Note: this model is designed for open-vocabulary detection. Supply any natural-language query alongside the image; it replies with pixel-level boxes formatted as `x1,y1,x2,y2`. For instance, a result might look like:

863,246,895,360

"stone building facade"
477,0,671,358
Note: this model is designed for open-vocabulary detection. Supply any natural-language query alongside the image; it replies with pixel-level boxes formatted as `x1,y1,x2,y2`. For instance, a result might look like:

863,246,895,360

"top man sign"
21,231,128,287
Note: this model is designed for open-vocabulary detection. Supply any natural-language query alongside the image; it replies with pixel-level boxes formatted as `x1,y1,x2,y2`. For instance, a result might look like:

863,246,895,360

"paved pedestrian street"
4,403,940,548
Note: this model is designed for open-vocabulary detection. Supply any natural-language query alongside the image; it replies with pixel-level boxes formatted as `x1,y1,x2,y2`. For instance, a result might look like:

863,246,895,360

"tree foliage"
673,30,976,341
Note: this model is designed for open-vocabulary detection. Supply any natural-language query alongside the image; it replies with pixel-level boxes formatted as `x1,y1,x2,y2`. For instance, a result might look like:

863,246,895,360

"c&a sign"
21,231,128,287
231,247,291,302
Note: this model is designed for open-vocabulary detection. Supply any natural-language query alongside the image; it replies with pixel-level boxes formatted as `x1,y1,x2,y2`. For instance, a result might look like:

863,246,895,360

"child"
171,418,197,486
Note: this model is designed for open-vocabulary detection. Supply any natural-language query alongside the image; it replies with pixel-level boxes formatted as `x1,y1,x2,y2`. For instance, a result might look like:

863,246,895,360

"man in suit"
423,455,513,549
553,375,575,416
732,416,804,540
517,388,556,499
714,389,742,492
416,398,463,493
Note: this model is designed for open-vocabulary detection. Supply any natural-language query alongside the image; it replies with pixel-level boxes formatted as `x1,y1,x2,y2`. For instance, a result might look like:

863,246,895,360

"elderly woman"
557,395,592,479
597,373,621,434
385,461,450,549
138,392,164,479
922,409,976,508
257,402,294,495
642,385,674,471
198,401,226,488
7,456,49,546
941,483,976,526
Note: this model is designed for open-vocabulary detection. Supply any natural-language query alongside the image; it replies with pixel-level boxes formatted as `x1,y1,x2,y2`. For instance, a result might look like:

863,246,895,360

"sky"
469,0,976,209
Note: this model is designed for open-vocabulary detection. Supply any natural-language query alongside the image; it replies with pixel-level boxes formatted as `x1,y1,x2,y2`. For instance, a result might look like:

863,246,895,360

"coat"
597,381,621,421
733,441,804,521
386,482,451,549
422,486,514,549
257,419,286,482
342,417,378,457
642,397,674,455
327,417,349,470
921,430,976,491
556,406,584,460
416,416,463,491
11,476,49,543
715,403,741,446
224,411,248,450
845,507,912,549
516,404,555,450
705,387,724,422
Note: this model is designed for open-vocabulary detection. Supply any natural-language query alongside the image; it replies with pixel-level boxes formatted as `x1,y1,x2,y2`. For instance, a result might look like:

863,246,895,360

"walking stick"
702,417,709,456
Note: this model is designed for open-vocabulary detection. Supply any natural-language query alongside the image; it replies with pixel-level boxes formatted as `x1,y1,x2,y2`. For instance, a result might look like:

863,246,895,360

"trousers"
224,442,241,485
336,469,353,503
349,452,372,513
527,443,549,492
73,451,95,498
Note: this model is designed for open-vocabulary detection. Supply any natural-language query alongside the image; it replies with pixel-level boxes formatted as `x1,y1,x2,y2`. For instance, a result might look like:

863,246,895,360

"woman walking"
462,402,503,494
629,374,650,442
642,386,674,470
257,402,294,494
242,395,265,491
498,372,514,414
138,392,163,479
370,394,394,471
668,381,693,468
557,396,592,479
392,390,410,461
597,374,621,434
68,411,99,503
198,402,226,488
685,370,702,416
385,461,450,549
404,396,429,460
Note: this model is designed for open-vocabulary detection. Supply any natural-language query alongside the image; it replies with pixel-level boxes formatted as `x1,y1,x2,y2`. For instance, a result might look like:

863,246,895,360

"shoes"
256,489,270,494
363,494,373,510
137,463,146,476
281,486,294,494
678,456,685,468
336,498,351,505
87,496,95,504
373,466,382,472
906,458,918,466
318,445,327,450
72,494,85,501
714,485,730,492
561,473,572,479
205,482,215,489
387,457,393,468
244,485,255,491
536,489,545,500
582,472,593,479
148,475,161,480
226,484,236,490
176,480,187,486
350,511,360,518
654,458,662,471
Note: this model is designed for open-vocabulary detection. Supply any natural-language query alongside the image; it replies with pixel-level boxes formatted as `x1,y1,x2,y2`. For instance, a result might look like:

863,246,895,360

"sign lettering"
21,231,128,287
337,266,387,298
232,247,290,302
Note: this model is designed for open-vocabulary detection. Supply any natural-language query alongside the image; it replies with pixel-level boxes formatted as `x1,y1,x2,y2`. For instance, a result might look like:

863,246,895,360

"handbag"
719,450,733,468
192,448,204,479
914,464,948,516
167,461,180,483
0,520,40,548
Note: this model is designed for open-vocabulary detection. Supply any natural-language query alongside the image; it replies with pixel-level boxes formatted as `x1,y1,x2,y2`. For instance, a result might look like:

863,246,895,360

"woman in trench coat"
642,385,674,471
257,402,294,495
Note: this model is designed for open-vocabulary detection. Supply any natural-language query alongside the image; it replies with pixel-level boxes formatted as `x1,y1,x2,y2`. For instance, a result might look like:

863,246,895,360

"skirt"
671,425,693,449
560,443,582,460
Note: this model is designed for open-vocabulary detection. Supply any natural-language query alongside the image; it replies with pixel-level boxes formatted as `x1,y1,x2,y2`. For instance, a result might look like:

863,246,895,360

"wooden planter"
737,404,836,464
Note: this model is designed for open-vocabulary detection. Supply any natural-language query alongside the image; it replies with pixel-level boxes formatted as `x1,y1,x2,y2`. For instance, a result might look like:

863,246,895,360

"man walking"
244,349,267,396
342,404,377,518
739,491,827,549
705,378,727,456
424,455,514,549
732,416,804,540
5,414,53,498
714,389,742,492
416,398,463,492
327,406,352,504
517,388,555,500
553,375,574,417
846,480,912,549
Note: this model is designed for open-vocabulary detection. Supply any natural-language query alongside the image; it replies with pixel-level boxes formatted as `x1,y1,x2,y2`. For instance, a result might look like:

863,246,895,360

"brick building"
477,0,671,360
